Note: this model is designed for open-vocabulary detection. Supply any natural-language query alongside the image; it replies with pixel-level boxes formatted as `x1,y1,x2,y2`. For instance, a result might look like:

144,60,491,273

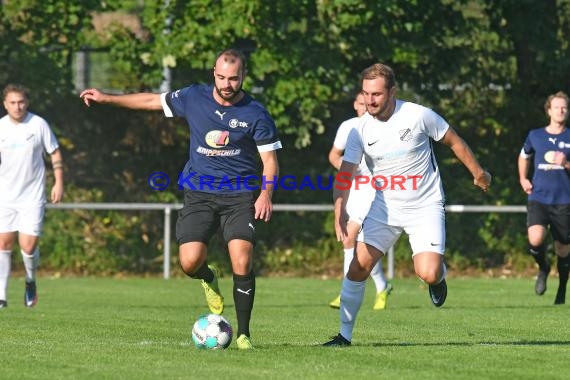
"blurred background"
1,0,567,278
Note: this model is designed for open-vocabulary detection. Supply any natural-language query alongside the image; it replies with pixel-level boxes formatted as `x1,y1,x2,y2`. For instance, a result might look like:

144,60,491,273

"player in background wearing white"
328,92,391,310
518,91,570,304
0,84,64,308
323,63,491,346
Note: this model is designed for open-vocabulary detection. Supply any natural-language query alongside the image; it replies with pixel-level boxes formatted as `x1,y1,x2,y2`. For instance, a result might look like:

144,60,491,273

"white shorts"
0,205,45,236
346,183,375,225
357,202,445,256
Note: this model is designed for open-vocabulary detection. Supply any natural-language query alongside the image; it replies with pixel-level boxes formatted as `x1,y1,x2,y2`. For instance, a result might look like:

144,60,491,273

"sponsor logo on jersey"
205,130,230,148
229,118,249,128
215,110,226,120
399,128,412,141
196,146,241,157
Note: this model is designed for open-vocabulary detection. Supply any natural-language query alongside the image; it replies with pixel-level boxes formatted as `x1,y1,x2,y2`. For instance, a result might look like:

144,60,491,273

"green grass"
1,276,569,380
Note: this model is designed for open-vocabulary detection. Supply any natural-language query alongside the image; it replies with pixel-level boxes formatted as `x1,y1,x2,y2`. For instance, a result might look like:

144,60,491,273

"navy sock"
529,243,549,272
186,262,213,282
557,255,570,288
233,271,255,337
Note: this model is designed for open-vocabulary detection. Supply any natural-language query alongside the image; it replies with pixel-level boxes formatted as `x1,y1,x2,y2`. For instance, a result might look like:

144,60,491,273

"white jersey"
0,112,59,206
333,116,371,176
344,100,449,211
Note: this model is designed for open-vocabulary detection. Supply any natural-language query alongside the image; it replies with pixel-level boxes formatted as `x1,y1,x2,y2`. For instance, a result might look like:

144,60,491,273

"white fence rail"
46,203,526,279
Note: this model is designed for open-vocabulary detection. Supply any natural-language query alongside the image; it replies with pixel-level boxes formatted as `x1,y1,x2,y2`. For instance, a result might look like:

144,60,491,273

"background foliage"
1,0,569,276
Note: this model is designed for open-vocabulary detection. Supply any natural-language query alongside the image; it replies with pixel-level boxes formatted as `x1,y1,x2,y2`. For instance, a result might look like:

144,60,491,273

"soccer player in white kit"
0,84,64,308
323,63,491,346
328,92,391,310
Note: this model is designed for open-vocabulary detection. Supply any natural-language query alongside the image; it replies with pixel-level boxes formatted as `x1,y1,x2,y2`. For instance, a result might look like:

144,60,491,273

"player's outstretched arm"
440,127,491,192
80,88,162,111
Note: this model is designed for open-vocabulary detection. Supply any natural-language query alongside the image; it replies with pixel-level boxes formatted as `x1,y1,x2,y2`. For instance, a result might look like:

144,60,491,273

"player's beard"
215,84,242,102
368,98,395,121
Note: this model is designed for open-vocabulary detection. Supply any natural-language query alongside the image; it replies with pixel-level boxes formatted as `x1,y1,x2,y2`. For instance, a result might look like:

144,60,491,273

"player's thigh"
219,192,255,244
551,204,570,255
404,206,445,255
346,185,375,225
16,206,44,238
550,204,570,243
0,206,18,236
176,191,219,245
527,201,550,245
358,217,402,256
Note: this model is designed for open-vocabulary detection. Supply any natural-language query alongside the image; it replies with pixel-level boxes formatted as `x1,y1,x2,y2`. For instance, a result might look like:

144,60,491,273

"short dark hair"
360,63,397,90
3,84,29,100
544,91,569,114
215,49,247,76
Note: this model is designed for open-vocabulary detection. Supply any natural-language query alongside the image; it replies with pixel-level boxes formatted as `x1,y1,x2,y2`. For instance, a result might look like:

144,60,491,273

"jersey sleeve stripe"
257,141,282,152
160,93,174,117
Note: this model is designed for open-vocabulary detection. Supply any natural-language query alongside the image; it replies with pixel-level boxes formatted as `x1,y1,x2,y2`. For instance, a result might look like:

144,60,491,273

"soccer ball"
191,313,233,349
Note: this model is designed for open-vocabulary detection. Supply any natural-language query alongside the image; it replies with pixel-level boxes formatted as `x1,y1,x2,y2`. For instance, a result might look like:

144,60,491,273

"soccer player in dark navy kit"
518,91,570,305
80,49,281,349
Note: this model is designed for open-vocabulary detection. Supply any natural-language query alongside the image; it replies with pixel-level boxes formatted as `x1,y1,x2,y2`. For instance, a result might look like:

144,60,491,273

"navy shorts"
527,201,570,244
176,190,256,245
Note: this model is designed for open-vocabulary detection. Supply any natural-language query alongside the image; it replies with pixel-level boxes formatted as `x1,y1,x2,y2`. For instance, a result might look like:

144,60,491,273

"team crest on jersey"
205,130,230,148
229,118,249,128
399,128,412,141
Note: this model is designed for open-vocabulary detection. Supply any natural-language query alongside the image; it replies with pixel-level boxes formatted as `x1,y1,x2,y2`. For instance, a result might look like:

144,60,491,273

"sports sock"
557,255,570,289
436,262,448,284
529,243,549,272
21,248,39,283
339,277,366,342
343,248,353,276
0,250,11,301
233,271,255,337
369,259,387,292
188,262,214,282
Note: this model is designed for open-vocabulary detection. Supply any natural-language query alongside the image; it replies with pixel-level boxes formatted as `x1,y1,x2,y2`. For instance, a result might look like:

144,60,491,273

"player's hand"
51,183,64,203
474,170,492,192
79,88,104,107
520,178,533,194
254,191,273,222
334,203,349,242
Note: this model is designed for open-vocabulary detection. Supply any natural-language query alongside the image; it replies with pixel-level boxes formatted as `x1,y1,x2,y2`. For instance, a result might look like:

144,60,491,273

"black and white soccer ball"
191,313,233,349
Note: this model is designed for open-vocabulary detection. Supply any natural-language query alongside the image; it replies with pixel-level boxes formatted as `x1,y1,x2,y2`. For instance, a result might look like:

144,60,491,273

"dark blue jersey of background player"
161,84,281,193
520,128,570,205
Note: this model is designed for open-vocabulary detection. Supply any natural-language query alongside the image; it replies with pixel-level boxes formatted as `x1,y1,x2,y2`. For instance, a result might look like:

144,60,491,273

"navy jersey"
521,128,570,204
161,84,281,193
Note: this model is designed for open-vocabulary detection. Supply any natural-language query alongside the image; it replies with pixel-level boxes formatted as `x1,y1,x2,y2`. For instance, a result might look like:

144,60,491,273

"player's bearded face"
362,78,395,120
214,79,242,101
213,61,244,102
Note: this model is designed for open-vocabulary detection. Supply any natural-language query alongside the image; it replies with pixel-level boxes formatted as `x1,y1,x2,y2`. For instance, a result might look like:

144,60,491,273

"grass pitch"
1,276,568,380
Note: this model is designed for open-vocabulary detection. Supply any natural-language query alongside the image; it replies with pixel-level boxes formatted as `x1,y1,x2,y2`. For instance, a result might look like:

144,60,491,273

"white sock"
369,259,387,292
21,248,39,283
339,277,366,342
0,250,11,301
343,248,353,275
437,262,447,284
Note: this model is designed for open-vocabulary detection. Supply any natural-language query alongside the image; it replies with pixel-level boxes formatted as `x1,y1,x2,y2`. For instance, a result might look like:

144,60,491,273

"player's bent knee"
415,267,440,284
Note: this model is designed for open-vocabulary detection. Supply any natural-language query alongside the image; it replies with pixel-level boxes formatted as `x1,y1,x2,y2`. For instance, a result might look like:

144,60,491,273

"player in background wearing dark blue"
80,49,282,349
518,91,570,305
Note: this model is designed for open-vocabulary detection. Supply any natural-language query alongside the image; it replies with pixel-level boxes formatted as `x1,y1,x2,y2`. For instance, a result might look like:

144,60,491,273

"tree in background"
1,0,569,275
